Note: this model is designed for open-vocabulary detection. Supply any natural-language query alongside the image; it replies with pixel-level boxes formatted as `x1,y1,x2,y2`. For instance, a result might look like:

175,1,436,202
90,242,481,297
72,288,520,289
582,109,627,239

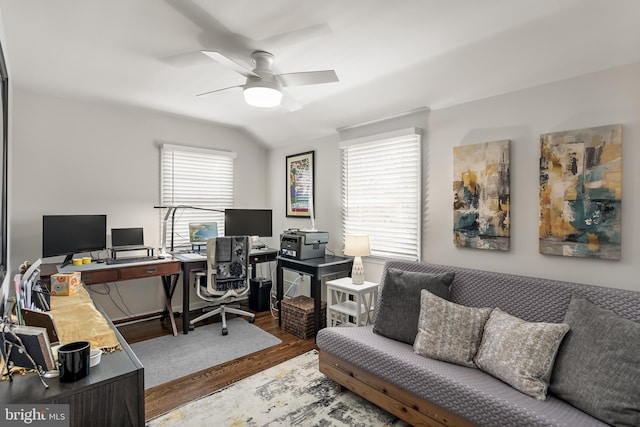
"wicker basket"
281,296,327,339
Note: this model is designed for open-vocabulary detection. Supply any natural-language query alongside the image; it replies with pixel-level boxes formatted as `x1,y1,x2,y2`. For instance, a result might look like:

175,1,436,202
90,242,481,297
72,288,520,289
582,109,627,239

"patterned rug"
148,349,410,427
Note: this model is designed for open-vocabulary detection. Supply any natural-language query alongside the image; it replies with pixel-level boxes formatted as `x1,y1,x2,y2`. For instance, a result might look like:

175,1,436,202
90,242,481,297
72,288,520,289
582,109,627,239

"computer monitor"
42,215,107,267
224,209,272,237
188,222,218,243
111,227,144,247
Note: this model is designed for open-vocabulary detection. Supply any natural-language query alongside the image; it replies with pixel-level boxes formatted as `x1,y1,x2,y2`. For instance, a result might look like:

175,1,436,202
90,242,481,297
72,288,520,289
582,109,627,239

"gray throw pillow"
373,268,455,344
414,290,492,368
474,308,569,401
549,297,640,426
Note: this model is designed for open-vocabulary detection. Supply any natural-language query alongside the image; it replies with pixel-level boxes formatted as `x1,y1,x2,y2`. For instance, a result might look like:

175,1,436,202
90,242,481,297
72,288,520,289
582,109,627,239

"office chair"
189,236,255,335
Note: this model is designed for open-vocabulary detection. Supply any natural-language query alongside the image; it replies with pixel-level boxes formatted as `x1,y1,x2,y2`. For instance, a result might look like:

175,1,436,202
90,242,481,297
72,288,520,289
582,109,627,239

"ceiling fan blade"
258,23,332,50
196,84,244,98
201,51,258,78
164,0,255,60
276,70,339,87
280,89,303,112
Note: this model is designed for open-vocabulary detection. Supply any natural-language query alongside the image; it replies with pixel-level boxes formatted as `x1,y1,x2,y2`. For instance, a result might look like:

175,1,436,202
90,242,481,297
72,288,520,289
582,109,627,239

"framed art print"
453,140,510,251
539,124,622,260
286,151,315,217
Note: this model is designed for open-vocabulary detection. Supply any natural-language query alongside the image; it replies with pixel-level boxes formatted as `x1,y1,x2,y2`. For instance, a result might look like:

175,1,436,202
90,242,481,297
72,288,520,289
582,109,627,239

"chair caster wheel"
249,317,255,324
222,328,228,336
189,324,195,331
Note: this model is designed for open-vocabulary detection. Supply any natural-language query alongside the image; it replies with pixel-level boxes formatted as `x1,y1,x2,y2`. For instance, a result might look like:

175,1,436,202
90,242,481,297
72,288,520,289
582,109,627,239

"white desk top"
172,248,278,263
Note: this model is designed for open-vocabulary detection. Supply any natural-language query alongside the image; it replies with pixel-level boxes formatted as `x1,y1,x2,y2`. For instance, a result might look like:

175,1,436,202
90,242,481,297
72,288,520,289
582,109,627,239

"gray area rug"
130,318,281,388
148,349,410,426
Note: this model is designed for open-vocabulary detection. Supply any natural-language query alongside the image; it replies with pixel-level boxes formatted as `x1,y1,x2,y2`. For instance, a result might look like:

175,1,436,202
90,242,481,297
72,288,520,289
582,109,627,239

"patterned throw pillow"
373,268,455,344
414,290,492,368
474,308,569,400
549,297,640,426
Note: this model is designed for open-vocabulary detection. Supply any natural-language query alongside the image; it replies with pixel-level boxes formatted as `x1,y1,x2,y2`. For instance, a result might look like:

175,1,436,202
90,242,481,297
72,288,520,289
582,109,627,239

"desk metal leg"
310,276,322,335
276,260,284,327
182,267,191,334
161,273,180,336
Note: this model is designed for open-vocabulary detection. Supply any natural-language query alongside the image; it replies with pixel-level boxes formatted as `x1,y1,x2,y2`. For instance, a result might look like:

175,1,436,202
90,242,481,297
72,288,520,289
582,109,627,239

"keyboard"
106,256,158,265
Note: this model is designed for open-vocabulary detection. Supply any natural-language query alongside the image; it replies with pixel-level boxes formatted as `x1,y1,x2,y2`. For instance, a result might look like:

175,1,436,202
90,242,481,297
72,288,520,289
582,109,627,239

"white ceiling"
1,0,640,148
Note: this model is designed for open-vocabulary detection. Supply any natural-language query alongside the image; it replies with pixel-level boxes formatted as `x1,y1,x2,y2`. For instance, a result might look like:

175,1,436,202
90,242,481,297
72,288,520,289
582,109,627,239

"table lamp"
344,235,370,285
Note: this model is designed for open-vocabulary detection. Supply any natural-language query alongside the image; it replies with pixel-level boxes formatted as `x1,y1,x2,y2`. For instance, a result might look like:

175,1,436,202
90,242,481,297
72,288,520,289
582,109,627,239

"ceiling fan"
196,50,339,110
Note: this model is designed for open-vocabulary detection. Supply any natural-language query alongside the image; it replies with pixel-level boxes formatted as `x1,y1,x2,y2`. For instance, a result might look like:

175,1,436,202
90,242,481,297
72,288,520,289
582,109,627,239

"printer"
280,230,329,260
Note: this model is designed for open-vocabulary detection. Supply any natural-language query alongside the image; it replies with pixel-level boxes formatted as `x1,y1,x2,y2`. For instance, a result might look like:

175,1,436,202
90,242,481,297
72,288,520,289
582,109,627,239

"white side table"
326,277,378,327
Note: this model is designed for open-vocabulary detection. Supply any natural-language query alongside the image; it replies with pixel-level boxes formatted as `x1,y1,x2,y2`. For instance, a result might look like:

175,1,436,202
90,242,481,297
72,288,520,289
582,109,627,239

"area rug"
148,349,410,426
130,318,281,388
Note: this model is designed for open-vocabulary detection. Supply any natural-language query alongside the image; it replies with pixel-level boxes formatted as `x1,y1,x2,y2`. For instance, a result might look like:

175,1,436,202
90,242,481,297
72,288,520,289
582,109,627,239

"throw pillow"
373,268,455,344
414,290,492,368
549,296,640,427
474,308,569,400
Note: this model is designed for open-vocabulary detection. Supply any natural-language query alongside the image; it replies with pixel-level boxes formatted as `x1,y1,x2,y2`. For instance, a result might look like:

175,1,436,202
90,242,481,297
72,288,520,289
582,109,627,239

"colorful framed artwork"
286,151,315,218
539,124,622,260
453,140,510,251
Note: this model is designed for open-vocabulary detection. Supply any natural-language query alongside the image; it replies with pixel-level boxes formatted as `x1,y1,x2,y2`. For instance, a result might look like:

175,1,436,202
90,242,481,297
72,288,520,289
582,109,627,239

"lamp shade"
243,78,283,108
344,235,370,257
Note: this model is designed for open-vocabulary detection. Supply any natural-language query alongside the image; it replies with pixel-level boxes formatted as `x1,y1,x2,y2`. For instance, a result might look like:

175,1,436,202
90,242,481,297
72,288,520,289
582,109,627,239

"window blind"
160,144,235,251
340,130,421,260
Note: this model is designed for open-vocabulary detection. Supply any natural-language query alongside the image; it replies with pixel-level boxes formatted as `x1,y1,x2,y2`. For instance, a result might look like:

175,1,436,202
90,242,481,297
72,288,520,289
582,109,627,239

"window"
340,128,421,261
160,144,235,251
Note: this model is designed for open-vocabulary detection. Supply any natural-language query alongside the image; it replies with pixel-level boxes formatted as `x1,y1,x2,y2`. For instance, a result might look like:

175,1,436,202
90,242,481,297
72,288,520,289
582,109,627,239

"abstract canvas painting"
539,124,622,260
453,140,510,250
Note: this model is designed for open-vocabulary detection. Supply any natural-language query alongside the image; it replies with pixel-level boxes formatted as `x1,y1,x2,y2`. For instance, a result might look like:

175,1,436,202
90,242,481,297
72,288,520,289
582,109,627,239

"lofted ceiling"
1,0,639,148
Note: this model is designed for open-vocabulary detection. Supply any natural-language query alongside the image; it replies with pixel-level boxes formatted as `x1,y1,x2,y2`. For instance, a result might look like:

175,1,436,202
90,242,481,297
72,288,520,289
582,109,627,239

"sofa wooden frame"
319,350,475,427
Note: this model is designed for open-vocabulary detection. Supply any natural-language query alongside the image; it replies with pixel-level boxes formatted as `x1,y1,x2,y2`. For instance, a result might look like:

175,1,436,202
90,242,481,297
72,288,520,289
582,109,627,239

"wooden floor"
117,308,318,422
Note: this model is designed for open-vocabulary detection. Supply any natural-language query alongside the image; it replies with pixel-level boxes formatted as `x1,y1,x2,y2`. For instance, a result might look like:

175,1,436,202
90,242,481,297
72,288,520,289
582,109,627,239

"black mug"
58,341,90,383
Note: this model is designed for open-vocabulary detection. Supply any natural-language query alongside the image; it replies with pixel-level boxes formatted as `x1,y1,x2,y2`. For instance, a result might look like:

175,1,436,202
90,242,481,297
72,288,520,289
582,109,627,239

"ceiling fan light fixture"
243,85,282,108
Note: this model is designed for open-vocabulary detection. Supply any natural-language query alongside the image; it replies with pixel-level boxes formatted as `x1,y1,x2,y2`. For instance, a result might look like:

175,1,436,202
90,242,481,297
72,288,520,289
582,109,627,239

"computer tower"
249,278,272,312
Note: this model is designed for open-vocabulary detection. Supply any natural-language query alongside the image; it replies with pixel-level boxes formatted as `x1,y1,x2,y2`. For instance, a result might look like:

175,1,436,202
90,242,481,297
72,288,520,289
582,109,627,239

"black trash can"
249,278,272,312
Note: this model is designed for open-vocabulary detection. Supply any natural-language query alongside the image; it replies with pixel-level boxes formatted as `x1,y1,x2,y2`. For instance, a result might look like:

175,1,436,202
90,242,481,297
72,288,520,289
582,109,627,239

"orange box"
50,272,82,296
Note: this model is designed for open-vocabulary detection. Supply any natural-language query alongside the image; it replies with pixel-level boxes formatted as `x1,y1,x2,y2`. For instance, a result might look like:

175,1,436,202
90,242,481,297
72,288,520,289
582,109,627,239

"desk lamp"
344,235,370,285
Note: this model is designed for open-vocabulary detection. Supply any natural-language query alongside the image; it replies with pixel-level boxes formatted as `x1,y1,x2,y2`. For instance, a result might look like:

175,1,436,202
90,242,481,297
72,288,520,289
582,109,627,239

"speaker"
249,278,272,312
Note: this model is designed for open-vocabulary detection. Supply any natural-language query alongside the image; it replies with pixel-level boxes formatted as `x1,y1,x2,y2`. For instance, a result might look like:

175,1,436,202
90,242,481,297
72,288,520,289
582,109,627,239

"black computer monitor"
111,227,144,247
224,209,272,237
42,215,107,267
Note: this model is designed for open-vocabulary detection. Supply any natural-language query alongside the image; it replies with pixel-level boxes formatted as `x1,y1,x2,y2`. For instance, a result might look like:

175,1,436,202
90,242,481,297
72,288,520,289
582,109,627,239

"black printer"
280,230,329,260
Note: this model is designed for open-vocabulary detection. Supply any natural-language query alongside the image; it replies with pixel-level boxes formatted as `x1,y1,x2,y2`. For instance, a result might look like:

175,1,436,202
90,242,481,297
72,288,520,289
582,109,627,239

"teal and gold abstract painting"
539,124,622,260
453,140,510,251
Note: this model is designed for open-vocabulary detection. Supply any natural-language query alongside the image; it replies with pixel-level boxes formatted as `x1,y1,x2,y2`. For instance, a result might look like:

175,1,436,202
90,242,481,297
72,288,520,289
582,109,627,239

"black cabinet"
0,307,144,426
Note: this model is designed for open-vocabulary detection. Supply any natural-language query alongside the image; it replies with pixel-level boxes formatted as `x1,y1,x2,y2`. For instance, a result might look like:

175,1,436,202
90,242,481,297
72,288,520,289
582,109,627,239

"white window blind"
160,144,235,251
340,129,421,261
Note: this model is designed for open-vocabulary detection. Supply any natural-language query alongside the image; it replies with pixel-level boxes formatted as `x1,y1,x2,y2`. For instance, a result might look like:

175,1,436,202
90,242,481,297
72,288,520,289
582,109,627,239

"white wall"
425,62,639,291
269,62,640,293
10,89,268,319
267,134,345,298
10,61,640,324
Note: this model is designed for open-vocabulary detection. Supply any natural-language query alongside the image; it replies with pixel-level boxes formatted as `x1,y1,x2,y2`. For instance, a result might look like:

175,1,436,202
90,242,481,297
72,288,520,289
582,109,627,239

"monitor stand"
60,254,75,268
191,243,206,254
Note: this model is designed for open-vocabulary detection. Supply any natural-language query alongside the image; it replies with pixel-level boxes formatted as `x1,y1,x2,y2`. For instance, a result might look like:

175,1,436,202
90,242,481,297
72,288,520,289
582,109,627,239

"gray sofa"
317,260,640,427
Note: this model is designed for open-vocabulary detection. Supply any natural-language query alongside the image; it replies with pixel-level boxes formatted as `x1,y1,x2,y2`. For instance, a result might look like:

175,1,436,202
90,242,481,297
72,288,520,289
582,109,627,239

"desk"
276,255,353,337
173,248,278,334
41,259,182,336
0,294,144,427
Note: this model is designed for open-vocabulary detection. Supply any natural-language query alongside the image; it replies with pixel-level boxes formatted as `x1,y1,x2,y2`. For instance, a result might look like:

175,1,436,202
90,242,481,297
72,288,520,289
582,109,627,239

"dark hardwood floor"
117,308,318,422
